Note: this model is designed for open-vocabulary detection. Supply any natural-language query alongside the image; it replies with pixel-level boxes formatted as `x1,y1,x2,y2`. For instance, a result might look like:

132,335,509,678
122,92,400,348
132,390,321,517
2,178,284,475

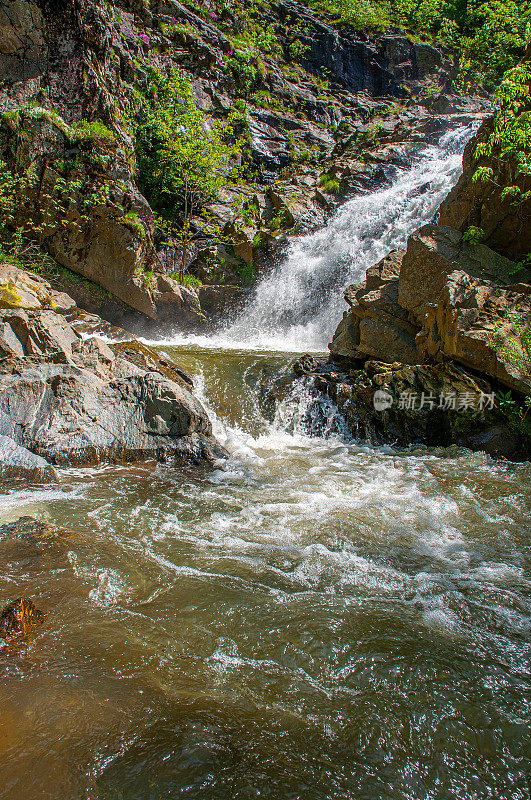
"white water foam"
147,124,475,353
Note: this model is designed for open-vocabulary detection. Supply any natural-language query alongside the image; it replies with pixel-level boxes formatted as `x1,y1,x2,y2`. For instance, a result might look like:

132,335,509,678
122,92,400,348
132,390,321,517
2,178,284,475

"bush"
133,68,242,214
309,0,531,89
472,62,531,203
490,307,531,378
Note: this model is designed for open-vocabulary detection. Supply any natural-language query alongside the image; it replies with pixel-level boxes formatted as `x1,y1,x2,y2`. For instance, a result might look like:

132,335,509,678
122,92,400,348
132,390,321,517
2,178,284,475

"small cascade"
272,377,350,440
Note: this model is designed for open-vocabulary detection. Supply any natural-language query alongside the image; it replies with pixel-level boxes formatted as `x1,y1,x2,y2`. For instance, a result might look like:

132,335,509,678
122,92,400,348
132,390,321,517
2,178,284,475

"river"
0,126,529,800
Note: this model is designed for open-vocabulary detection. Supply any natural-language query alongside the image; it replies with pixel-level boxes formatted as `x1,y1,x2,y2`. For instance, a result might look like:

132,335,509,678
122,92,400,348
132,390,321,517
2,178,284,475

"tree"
133,68,242,281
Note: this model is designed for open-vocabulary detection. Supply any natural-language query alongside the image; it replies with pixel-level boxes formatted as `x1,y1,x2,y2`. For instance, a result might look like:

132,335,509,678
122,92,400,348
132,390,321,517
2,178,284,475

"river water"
0,128,529,799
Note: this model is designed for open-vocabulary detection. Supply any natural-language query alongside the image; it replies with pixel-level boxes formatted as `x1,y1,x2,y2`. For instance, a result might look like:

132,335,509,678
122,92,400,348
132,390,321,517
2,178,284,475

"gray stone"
0,307,225,467
0,434,58,484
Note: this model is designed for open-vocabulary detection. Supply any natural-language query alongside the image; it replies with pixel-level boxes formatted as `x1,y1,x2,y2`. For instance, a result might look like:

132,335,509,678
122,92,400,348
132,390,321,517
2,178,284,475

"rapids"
0,126,529,800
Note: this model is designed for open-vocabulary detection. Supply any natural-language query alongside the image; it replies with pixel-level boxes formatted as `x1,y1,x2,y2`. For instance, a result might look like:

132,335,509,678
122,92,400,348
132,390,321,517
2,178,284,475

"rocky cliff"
0,0,486,326
328,58,531,397
268,57,531,459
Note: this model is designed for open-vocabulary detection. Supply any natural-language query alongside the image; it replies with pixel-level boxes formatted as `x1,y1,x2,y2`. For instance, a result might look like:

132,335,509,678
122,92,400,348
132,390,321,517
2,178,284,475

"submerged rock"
0,597,44,639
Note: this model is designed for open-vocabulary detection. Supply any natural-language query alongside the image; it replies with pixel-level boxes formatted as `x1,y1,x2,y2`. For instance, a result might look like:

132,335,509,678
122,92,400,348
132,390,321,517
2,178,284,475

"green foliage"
311,0,392,29
120,211,147,239
295,148,313,163
232,98,247,113
2,105,115,145
490,307,531,377
223,49,262,95
318,173,342,193
137,268,155,292
462,225,485,245
235,258,256,284
496,390,531,436
308,0,530,88
490,307,531,439
70,119,116,143
455,1,531,91
473,62,531,201
170,273,202,288
132,68,242,213
0,159,23,230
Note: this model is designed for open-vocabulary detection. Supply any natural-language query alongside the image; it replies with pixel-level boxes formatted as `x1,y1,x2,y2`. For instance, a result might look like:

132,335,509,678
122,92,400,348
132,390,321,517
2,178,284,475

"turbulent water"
1,127,530,800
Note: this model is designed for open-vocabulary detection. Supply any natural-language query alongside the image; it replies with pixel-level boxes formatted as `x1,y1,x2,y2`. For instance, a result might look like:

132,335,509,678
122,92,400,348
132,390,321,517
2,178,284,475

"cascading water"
156,124,475,353
226,125,473,351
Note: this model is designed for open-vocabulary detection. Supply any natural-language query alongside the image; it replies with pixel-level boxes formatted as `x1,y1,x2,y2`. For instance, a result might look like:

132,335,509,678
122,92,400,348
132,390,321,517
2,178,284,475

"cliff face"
329,59,531,400
0,0,484,325
266,55,531,460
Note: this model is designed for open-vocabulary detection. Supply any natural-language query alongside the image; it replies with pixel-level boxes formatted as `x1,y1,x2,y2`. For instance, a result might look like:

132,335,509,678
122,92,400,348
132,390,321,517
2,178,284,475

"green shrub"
318,173,342,194
490,307,531,378
462,225,485,246
132,68,242,214
223,49,261,95
170,273,202,288
473,62,531,203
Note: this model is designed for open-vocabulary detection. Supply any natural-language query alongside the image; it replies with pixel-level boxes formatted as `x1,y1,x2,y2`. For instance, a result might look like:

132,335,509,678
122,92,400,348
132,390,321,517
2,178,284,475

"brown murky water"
0,346,529,800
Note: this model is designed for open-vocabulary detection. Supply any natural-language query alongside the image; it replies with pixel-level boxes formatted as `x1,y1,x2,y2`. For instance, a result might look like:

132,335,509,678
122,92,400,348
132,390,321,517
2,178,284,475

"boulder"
0,308,225,468
417,270,531,395
197,285,248,319
397,224,524,325
0,263,76,311
0,308,80,361
0,434,58,484
330,250,418,365
153,275,205,327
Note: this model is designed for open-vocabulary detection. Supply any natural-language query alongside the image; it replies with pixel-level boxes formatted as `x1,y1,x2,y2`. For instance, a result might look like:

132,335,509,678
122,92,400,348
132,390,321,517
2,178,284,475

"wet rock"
0,597,44,639
268,357,529,460
0,516,61,541
110,339,194,390
197,285,248,320
249,115,292,170
417,270,531,395
330,226,531,398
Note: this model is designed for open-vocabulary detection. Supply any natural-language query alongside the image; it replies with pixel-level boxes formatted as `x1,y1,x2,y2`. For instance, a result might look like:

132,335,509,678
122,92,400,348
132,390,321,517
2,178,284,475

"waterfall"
222,125,473,351
151,124,475,353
